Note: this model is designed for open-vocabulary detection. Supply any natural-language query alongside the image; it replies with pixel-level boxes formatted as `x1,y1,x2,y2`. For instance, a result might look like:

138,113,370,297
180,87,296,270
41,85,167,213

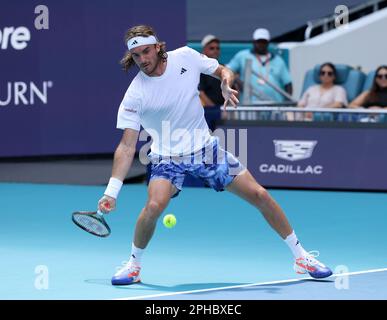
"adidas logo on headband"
127,35,158,50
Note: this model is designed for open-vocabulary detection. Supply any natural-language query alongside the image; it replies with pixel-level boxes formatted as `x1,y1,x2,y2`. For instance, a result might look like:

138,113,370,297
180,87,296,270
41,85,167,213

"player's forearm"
219,66,234,87
102,138,137,201
103,128,139,200
111,143,136,182
213,65,234,86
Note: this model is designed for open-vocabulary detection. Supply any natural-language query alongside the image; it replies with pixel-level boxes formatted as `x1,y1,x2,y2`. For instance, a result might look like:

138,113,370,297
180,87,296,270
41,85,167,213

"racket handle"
97,210,104,216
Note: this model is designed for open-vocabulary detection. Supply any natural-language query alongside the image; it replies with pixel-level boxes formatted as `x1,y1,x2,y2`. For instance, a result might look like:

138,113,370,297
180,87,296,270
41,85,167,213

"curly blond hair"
120,25,167,72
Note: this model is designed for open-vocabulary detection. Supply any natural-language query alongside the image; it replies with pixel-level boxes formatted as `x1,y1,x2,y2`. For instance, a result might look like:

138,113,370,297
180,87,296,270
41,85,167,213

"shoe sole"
111,278,141,286
308,271,333,279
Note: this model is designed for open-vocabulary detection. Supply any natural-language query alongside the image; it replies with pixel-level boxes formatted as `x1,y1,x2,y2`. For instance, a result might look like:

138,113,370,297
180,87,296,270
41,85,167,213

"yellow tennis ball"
163,214,177,228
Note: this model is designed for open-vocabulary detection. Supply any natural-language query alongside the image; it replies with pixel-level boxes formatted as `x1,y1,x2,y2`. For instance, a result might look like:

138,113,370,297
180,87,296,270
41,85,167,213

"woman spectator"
298,63,348,109
349,65,387,109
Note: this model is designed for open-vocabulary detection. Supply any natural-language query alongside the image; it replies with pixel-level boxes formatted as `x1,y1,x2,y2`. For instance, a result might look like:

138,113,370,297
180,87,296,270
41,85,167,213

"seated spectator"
349,65,387,109
226,28,292,103
198,34,224,107
298,63,348,109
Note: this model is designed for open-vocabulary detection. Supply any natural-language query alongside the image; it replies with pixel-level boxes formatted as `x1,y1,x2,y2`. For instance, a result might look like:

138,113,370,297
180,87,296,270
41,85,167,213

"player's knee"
253,186,269,204
145,199,165,218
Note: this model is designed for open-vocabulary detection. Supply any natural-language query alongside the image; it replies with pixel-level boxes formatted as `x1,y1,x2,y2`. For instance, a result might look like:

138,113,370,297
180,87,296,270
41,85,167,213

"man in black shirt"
199,34,225,107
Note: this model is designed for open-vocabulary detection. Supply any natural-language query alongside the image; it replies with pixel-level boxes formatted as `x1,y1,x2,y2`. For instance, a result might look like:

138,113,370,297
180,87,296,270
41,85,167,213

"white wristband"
104,177,123,199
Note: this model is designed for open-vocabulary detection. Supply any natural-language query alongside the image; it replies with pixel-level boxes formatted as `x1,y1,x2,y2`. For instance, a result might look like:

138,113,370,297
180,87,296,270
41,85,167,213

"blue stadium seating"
300,64,366,102
362,70,376,92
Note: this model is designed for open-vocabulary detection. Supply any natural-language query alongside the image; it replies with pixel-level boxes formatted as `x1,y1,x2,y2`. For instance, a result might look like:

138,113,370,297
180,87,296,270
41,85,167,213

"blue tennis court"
1,182,386,300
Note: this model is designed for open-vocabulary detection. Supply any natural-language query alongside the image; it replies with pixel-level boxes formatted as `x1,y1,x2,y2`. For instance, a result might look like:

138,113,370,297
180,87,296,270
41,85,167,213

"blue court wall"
215,123,387,191
0,0,186,157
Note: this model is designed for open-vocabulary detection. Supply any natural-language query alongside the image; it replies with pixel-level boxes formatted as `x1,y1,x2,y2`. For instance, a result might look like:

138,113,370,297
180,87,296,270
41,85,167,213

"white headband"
127,35,157,50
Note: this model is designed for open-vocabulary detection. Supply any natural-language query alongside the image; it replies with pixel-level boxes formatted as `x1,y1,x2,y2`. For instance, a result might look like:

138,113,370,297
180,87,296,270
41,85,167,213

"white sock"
284,231,308,259
128,243,144,267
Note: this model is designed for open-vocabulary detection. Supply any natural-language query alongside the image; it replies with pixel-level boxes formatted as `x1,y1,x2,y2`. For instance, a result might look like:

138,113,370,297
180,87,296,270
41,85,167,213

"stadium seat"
300,64,366,102
362,70,376,92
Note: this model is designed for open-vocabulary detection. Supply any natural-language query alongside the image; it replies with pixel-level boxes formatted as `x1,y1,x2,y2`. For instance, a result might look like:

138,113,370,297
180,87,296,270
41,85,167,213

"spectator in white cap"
226,28,293,103
253,28,271,55
198,34,225,107
201,35,220,58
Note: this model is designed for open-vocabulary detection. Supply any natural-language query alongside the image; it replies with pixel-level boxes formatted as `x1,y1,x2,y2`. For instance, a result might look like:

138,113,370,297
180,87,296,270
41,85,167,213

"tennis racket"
72,203,111,237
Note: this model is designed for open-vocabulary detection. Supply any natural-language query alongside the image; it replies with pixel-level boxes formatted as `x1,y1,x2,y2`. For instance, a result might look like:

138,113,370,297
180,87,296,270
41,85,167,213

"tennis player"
98,25,332,285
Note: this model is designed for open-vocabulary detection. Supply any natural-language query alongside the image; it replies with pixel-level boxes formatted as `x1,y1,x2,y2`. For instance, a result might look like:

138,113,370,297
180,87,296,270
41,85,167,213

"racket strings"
73,214,109,236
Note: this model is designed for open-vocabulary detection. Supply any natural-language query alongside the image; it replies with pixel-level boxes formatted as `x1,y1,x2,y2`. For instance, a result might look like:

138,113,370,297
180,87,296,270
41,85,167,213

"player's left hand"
221,78,239,110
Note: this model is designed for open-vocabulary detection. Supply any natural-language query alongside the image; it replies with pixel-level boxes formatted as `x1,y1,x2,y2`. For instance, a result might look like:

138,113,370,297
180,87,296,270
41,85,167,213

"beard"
254,47,268,55
253,43,269,55
141,56,162,76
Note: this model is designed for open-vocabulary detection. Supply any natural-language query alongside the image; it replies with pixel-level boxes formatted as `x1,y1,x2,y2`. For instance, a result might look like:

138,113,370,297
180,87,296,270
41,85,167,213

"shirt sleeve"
226,51,242,73
334,86,348,105
116,86,141,131
181,46,219,75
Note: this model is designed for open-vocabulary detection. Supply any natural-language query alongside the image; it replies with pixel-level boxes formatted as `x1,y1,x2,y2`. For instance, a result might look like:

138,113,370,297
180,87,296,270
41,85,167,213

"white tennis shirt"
116,46,219,156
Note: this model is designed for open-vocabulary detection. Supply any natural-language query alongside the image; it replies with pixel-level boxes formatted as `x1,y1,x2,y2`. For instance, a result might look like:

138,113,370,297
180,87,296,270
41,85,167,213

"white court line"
115,267,387,300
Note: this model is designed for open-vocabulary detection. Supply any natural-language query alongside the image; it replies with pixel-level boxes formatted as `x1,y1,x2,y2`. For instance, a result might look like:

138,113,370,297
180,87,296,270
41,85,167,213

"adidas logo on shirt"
180,67,187,75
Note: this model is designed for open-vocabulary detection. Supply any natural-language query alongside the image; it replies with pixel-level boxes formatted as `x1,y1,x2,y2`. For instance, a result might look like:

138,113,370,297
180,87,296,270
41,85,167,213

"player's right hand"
221,78,239,109
98,195,116,214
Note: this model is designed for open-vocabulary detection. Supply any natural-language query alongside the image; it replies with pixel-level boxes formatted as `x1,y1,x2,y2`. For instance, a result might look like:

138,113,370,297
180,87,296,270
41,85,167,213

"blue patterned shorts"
148,137,246,197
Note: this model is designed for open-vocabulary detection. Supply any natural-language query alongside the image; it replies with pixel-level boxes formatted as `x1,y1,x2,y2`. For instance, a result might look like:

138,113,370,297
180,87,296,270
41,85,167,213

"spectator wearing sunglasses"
198,34,225,107
298,63,348,109
350,65,387,109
